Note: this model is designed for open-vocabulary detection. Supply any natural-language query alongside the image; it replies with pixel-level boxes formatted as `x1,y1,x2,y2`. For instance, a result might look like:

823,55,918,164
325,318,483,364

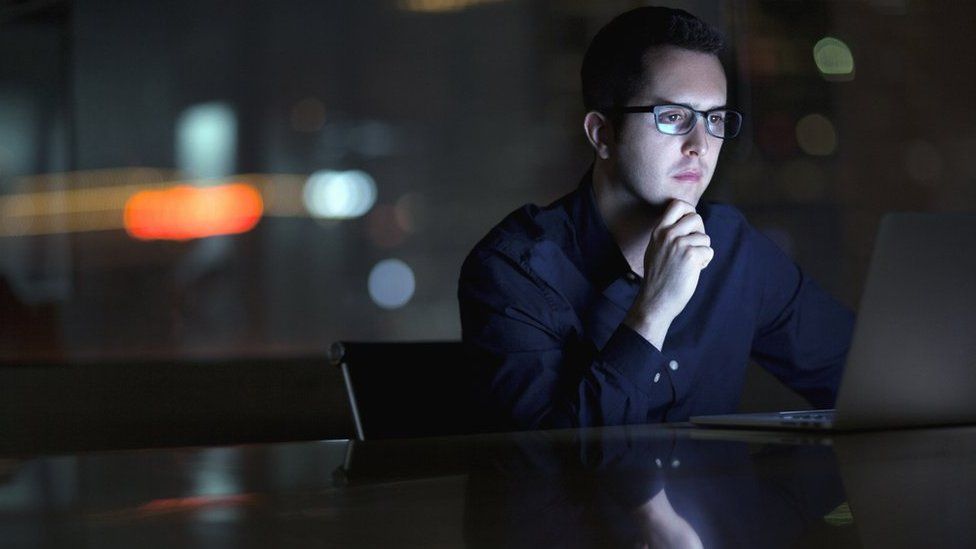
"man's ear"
583,111,614,160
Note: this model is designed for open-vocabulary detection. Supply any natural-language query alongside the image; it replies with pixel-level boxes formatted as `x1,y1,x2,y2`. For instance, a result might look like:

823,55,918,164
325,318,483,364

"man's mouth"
673,170,702,182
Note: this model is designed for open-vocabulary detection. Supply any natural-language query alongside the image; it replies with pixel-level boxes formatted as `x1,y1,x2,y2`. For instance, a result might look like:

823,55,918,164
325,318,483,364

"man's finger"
693,246,715,269
676,232,710,248
668,212,706,239
657,199,696,229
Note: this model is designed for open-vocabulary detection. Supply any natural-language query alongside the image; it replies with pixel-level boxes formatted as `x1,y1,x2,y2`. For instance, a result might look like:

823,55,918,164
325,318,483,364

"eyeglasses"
613,104,743,139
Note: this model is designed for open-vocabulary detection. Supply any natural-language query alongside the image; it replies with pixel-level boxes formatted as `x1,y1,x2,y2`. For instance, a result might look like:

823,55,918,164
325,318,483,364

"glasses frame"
613,103,743,139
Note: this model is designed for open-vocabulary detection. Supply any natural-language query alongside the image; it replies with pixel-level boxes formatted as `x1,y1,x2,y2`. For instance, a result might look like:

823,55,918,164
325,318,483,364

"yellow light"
397,0,506,13
0,169,332,238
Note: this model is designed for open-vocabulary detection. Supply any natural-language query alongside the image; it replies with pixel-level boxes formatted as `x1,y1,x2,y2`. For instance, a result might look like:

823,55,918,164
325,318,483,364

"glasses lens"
707,110,742,138
653,105,695,135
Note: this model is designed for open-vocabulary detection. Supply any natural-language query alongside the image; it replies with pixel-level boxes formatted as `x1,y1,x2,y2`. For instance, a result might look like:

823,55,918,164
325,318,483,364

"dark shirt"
458,170,855,430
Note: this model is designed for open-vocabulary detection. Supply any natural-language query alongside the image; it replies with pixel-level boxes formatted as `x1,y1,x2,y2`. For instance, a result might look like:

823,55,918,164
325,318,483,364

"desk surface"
2,424,975,548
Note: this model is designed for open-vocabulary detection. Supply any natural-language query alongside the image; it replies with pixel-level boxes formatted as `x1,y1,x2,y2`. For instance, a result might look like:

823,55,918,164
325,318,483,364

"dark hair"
581,6,725,113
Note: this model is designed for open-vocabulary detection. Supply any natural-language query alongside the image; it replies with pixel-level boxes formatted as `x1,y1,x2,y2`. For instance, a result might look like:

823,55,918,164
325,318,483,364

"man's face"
609,46,728,207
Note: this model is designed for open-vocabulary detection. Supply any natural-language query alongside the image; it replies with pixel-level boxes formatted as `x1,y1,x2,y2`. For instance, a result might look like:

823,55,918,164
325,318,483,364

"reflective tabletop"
2,424,975,548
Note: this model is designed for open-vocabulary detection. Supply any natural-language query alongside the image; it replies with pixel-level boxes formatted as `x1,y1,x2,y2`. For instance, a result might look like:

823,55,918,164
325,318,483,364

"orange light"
138,494,257,513
123,183,263,241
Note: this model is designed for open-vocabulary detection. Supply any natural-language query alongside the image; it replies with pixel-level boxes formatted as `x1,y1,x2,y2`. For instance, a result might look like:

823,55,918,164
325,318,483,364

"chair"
329,340,476,440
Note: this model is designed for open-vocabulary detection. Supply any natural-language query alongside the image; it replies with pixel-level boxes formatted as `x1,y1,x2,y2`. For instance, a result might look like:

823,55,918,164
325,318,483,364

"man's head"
581,6,732,207
581,6,725,114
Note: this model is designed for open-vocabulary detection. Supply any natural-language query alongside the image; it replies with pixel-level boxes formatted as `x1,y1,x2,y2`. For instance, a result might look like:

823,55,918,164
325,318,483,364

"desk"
1,424,975,548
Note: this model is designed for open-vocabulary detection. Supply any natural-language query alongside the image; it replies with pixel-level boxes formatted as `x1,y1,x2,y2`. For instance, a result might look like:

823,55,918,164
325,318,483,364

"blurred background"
1,0,974,411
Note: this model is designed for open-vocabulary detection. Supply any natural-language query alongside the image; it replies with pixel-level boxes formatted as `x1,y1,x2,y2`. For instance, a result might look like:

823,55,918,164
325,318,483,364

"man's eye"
661,112,685,123
708,113,725,124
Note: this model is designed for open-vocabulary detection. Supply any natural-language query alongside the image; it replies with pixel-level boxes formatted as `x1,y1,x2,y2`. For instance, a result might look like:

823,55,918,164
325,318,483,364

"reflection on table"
1,424,975,548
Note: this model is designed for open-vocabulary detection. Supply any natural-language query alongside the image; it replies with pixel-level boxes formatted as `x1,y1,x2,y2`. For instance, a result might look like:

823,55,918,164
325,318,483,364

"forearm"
470,324,675,430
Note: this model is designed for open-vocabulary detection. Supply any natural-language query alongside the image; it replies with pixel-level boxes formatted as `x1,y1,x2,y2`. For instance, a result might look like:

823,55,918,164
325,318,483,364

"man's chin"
663,191,701,208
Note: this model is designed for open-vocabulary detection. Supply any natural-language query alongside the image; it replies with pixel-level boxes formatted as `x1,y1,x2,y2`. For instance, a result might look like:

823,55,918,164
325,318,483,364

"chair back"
329,340,475,440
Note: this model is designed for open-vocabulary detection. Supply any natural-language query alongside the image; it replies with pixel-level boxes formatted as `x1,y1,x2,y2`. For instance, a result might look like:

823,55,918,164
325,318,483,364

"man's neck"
591,161,666,278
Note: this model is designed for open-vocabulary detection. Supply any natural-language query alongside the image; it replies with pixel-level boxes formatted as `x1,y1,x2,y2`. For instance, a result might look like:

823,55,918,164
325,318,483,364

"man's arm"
625,200,714,349
459,201,712,430
749,226,855,409
460,249,676,430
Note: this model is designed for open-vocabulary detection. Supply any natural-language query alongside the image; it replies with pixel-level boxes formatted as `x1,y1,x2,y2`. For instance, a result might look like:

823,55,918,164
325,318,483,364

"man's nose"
681,115,709,157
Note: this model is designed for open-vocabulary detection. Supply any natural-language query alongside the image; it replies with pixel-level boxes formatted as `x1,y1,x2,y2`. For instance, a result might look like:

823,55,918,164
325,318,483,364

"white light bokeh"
176,102,237,180
302,169,377,219
368,258,415,309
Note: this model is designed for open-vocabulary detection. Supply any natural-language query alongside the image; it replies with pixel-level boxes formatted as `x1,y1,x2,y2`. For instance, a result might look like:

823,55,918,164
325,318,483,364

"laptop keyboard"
779,410,835,424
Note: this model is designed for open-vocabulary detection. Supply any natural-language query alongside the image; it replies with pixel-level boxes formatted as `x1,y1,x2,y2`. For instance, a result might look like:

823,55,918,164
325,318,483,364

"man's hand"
632,489,704,549
624,199,713,350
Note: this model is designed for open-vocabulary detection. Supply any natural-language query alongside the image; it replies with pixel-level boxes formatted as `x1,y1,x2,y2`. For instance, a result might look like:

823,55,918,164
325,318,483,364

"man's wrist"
623,304,674,351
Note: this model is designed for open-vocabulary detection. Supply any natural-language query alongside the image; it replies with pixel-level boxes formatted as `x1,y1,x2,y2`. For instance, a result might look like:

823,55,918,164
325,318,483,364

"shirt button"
625,272,638,282
669,360,679,371
653,372,661,383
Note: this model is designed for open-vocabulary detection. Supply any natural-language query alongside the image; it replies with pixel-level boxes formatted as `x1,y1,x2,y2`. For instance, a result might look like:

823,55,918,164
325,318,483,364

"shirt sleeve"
748,226,855,409
459,247,675,431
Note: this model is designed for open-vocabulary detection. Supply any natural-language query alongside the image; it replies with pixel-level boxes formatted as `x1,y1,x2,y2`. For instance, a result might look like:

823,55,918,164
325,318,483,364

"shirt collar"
565,166,633,289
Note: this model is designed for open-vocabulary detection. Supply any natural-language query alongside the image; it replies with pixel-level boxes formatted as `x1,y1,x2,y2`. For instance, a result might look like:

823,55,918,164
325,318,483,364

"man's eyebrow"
656,98,729,111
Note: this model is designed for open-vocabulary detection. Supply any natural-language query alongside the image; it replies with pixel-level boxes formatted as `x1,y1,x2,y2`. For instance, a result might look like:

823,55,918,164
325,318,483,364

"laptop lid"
833,212,976,429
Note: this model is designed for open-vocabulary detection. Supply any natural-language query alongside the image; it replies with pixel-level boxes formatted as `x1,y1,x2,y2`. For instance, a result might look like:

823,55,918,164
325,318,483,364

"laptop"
691,212,976,431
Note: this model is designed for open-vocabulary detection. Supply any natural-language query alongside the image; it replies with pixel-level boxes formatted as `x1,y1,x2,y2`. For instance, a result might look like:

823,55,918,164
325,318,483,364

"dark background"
2,0,974,436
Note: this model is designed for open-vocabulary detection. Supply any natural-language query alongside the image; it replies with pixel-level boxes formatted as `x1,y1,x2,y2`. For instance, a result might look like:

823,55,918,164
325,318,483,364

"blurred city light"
368,258,415,309
123,183,263,241
795,114,837,156
177,102,237,180
0,92,37,178
302,169,377,219
0,170,347,238
0,169,178,237
137,494,258,516
813,37,855,81
397,0,506,13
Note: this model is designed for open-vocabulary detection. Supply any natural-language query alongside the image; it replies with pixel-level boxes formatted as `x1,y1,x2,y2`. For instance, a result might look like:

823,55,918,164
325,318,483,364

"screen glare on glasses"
614,104,743,139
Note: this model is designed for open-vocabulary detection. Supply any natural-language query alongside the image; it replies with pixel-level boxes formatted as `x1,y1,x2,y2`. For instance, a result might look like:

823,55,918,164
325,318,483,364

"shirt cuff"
599,324,672,396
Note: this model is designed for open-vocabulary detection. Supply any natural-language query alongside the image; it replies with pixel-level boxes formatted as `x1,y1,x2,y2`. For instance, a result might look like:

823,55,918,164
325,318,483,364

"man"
458,6,854,431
